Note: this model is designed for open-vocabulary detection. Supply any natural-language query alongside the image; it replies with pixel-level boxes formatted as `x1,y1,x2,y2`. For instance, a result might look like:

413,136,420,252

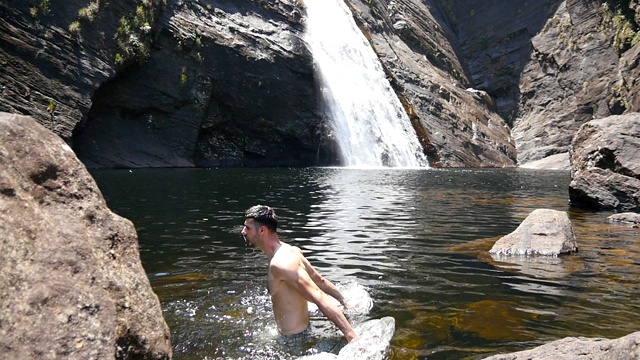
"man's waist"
279,323,312,344
278,318,310,336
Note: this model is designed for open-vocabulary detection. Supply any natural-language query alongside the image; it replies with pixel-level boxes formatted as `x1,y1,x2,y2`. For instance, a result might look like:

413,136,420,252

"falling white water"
304,0,429,168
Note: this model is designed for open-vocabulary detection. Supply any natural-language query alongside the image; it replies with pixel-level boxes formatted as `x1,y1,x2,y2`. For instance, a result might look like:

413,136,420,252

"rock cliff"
1,0,334,168
74,0,332,168
352,0,640,168
510,0,640,168
0,0,639,168
345,0,516,167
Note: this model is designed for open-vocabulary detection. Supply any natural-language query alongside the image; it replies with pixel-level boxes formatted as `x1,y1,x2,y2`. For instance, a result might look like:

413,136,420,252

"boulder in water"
298,316,395,360
608,212,640,226
489,209,577,256
483,330,640,359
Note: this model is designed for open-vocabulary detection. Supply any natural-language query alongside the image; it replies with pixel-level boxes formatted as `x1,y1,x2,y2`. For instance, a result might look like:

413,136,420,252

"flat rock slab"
484,330,640,360
608,212,640,225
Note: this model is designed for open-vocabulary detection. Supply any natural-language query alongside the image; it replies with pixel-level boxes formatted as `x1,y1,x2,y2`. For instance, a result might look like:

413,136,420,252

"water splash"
299,317,396,360
308,281,373,324
304,0,429,168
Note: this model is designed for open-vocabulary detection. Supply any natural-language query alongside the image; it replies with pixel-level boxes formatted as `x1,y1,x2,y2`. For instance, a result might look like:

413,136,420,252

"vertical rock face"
0,0,163,142
73,0,332,168
450,0,564,122
1,0,334,168
346,0,518,167
513,1,625,167
1,0,638,168
450,0,640,167
569,113,640,211
461,0,640,169
0,113,171,359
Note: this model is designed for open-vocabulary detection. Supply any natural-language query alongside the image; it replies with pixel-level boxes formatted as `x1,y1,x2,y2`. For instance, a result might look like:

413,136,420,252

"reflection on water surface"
91,168,640,360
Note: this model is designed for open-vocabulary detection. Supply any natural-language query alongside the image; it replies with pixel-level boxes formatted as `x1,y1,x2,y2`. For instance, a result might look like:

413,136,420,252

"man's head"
242,205,278,247
244,205,278,232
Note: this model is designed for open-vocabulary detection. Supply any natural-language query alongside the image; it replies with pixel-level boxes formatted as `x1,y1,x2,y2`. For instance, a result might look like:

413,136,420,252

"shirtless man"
241,205,357,342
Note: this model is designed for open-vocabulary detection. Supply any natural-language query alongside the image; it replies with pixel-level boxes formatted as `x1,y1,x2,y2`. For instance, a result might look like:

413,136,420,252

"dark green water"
91,167,640,360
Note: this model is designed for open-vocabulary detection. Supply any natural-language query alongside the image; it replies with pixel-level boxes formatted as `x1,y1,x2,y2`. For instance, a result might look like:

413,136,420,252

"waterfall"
304,0,428,168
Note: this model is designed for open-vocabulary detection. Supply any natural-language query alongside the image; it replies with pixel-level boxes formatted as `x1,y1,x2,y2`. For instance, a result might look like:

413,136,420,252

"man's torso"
268,244,311,335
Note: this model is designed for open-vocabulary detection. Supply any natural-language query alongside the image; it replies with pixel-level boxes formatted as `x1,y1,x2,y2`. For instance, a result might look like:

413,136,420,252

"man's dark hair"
245,205,278,231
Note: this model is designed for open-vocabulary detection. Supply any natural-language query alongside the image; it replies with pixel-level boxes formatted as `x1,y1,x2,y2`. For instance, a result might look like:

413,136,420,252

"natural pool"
92,167,640,359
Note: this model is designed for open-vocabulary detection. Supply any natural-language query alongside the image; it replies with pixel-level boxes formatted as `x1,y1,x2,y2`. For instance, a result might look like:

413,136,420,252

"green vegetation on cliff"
602,0,640,53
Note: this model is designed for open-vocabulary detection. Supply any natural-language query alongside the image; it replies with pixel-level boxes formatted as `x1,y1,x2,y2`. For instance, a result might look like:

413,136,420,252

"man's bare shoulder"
269,244,303,273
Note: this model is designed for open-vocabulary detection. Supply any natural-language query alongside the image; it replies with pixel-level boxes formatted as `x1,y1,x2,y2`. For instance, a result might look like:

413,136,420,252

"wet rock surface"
608,212,640,225
346,0,517,167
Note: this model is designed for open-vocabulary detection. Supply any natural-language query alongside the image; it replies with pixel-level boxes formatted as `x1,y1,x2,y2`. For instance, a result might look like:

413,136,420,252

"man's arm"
296,248,349,307
277,260,357,342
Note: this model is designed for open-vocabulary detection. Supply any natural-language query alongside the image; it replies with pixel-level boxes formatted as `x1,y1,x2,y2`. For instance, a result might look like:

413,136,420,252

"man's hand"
345,329,358,343
340,299,352,310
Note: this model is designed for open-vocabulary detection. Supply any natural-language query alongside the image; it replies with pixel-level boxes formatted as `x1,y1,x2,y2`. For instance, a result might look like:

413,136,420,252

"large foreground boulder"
484,330,640,360
489,209,577,256
569,114,640,211
0,113,171,359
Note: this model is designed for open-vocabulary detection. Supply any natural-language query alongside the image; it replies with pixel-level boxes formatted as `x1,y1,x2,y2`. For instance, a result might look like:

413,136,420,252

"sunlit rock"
489,209,577,256
0,113,171,359
607,213,640,224
299,317,395,360
484,330,640,359
608,212,640,226
519,152,570,170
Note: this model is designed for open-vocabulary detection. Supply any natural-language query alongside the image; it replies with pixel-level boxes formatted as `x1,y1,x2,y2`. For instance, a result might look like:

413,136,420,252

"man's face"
241,218,261,247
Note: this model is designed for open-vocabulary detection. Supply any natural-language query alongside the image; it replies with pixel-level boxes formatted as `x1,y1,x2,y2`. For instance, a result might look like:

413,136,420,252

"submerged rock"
489,209,577,256
608,212,640,225
0,113,171,359
454,300,537,342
